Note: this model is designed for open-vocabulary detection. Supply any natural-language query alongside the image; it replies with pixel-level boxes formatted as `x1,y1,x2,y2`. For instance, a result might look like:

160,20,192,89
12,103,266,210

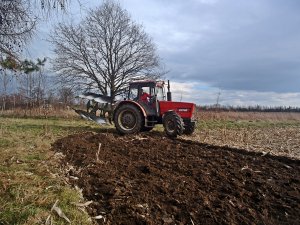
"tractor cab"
128,80,165,102
127,80,165,116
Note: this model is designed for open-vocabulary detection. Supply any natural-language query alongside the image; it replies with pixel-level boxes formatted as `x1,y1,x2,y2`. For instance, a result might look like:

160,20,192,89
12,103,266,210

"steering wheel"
148,95,156,104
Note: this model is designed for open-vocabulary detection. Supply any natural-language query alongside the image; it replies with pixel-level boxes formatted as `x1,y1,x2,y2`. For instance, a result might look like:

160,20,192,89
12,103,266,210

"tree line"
0,57,76,112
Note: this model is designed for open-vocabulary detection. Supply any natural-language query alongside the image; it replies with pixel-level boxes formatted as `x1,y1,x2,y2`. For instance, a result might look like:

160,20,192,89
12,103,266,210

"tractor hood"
159,101,196,119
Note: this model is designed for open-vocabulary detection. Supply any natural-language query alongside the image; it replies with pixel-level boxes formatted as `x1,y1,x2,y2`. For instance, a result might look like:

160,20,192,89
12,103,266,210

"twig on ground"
261,151,269,156
241,165,262,173
72,200,93,207
93,215,106,222
51,200,71,223
190,217,195,225
45,214,51,225
96,143,101,162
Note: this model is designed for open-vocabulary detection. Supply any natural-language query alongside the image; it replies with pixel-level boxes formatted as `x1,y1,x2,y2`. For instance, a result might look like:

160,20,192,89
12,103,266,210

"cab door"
128,83,157,116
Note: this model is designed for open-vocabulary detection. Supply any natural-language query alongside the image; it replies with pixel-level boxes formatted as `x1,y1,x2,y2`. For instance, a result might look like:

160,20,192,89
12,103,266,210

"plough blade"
74,109,107,124
77,93,112,103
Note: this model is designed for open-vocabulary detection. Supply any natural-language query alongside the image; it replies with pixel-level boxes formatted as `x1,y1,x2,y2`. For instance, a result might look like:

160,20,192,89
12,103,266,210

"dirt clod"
52,131,300,225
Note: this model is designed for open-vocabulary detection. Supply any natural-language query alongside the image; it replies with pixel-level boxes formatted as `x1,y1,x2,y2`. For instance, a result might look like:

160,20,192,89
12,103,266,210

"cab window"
140,86,152,96
155,87,164,101
129,87,138,100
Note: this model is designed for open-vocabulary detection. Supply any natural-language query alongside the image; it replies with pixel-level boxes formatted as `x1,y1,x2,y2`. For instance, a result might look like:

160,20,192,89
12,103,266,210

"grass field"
0,117,104,225
0,111,299,224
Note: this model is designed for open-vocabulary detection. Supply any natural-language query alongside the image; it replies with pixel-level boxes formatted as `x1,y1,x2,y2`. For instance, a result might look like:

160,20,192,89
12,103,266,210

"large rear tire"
114,104,143,134
163,111,184,138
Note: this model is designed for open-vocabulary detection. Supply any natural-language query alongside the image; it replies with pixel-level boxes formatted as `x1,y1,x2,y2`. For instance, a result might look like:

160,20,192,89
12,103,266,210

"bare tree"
34,57,47,106
0,55,17,110
50,0,162,102
58,86,74,106
0,68,9,111
15,58,47,114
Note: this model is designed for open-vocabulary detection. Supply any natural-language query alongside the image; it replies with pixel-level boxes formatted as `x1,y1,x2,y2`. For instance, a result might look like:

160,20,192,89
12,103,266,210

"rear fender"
162,110,176,121
162,110,184,125
113,100,147,121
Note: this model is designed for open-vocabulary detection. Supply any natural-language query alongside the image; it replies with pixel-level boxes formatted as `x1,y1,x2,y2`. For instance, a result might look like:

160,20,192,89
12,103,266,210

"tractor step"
146,120,157,127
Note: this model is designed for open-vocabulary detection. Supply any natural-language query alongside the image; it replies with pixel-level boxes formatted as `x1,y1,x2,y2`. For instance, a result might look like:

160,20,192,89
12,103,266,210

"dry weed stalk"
222,123,228,142
72,200,93,207
96,143,102,162
45,215,52,225
43,123,50,135
242,129,249,146
190,218,195,225
203,129,209,142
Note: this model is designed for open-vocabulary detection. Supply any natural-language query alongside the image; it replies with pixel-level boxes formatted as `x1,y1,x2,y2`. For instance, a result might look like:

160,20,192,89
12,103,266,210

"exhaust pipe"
167,80,172,101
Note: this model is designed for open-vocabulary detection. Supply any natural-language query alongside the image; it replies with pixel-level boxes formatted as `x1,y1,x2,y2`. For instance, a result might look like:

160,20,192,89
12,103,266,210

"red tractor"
75,80,196,138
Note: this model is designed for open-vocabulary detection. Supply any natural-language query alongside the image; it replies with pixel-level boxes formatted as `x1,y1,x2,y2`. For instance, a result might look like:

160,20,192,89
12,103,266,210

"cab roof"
129,79,165,87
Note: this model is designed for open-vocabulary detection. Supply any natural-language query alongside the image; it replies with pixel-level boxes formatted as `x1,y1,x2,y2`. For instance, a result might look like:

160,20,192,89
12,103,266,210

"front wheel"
114,104,143,134
183,122,195,135
163,112,184,138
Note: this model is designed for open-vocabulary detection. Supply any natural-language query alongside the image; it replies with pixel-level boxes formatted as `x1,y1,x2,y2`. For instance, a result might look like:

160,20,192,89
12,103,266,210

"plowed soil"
52,131,300,225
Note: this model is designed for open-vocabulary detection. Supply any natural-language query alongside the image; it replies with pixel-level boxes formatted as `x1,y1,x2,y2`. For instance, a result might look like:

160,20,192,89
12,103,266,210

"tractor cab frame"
127,80,165,117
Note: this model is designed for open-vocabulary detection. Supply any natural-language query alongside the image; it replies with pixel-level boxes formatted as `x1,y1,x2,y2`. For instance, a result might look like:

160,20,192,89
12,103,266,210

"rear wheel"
114,104,143,134
163,111,184,138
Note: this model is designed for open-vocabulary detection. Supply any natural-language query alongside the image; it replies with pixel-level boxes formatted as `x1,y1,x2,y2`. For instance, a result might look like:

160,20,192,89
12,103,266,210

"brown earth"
52,131,300,225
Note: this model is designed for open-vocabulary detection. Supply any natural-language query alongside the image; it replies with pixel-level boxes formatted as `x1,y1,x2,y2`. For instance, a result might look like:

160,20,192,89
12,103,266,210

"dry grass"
0,107,78,119
184,111,300,159
198,110,300,121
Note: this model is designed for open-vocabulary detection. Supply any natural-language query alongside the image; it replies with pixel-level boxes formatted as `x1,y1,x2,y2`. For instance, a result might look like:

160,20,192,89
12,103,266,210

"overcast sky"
28,0,300,106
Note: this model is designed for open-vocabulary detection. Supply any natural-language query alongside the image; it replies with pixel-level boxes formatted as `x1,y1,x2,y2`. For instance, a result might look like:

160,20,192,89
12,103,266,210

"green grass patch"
0,138,12,148
0,205,38,225
25,153,43,161
0,117,100,225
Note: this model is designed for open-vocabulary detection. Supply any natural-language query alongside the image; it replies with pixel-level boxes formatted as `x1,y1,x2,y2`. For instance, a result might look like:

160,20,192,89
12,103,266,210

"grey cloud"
124,0,300,93
27,0,300,105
